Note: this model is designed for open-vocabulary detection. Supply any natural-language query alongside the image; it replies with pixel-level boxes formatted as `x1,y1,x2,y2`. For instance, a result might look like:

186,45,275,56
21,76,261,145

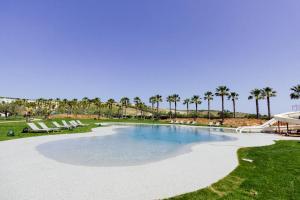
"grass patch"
0,118,170,141
169,140,300,200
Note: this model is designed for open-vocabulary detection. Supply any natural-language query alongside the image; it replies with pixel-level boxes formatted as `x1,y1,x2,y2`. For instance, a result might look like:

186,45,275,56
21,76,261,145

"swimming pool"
36,125,234,167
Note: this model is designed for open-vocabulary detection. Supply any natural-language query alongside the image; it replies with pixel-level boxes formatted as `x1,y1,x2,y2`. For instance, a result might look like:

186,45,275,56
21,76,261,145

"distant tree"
183,98,190,116
172,94,180,118
149,96,156,120
228,92,239,118
215,86,230,123
290,84,300,100
107,99,115,118
204,91,214,120
120,97,130,118
262,87,277,119
248,89,264,119
133,97,141,118
191,95,201,119
154,95,163,119
166,95,174,119
92,97,102,119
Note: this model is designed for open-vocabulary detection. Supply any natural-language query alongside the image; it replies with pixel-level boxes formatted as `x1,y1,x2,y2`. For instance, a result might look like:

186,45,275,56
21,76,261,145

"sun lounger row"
27,120,89,133
170,120,197,125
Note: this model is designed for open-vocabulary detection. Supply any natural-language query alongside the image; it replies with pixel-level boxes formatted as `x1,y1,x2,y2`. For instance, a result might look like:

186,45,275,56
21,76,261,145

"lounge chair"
76,120,88,126
70,120,81,127
27,123,49,133
38,122,60,132
215,122,221,126
62,120,77,128
52,121,72,130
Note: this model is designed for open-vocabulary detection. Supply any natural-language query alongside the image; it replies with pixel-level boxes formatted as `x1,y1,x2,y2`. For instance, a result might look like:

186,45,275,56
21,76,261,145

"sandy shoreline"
0,125,296,200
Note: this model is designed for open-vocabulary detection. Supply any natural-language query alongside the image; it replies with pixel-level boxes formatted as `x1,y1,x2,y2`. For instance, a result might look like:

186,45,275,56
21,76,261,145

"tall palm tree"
228,92,239,118
154,94,162,119
262,87,277,119
138,102,146,119
120,97,130,118
149,96,156,120
133,97,141,118
172,94,180,118
215,86,230,123
204,91,214,120
81,97,90,114
183,98,190,116
166,95,174,119
107,98,115,118
92,97,102,119
248,89,264,119
290,84,300,100
191,95,201,118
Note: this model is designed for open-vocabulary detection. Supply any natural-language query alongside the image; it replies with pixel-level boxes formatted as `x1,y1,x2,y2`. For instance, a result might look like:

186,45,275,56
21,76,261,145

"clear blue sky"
1,0,300,114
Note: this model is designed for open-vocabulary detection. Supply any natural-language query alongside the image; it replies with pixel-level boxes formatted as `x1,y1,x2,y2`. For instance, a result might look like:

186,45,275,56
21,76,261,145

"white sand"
0,125,297,200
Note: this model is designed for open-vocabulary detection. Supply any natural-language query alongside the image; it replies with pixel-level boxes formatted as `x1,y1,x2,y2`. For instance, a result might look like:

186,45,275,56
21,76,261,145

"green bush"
7,129,15,137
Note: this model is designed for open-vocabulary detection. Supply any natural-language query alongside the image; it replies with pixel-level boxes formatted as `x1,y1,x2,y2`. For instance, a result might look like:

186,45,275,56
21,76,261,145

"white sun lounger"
62,120,77,128
27,123,49,133
76,120,88,126
52,121,71,129
70,120,81,127
38,122,60,132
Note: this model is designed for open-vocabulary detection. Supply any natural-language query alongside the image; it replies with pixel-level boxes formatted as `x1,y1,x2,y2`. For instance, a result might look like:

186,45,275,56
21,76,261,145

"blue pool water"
36,125,234,167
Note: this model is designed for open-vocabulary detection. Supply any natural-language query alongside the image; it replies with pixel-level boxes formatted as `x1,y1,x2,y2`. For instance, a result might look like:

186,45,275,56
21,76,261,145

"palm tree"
120,97,130,118
138,102,146,119
183,98,190,116
81,97,90,114
204,91,214,120
290,84,300,100
172,94,180,118
107,98,115,118
92,97,102,119
215,86,230,123
166,95,174,119
228,92,239,118
191,95,201,118
149,96,156,120
262,87,277,119
133,97,141,118
248,89,264,119
154,94,162,119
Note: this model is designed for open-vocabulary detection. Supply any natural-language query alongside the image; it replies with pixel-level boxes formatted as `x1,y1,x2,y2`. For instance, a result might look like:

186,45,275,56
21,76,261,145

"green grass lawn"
0,118,168,141
169,140,300,200
0,119,100,141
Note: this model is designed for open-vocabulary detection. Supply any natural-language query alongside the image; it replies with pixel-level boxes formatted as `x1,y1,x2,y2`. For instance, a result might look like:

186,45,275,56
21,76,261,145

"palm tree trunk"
221,95,224,122
208,100,211,120
151,103,154,120
186,104,189,116
233,100,236,118
256,99,259,119
175,101,177,118
267,97,271,119
156,102,159,119
195,103,198,119
169,102,172,119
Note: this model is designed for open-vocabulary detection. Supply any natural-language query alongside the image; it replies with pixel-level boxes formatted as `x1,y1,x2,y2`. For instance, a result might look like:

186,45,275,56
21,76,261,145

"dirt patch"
165,118,267,128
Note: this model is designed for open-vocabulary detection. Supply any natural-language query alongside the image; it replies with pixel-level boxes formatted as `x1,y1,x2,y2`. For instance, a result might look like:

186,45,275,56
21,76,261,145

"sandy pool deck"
0,125,296,200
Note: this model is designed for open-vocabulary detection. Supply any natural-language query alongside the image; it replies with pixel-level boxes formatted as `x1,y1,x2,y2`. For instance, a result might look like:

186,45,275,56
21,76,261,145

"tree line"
0,84,300,121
